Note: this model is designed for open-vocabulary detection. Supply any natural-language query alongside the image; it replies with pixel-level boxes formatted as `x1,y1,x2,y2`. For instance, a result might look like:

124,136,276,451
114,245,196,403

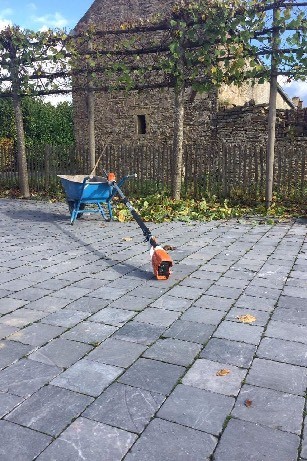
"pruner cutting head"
150,245,173,280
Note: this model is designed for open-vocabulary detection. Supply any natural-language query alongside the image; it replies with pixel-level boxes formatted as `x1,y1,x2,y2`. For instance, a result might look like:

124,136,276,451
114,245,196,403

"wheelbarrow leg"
71,200,82,225
68,200,76,225
107,201,113,221
97,202,108,221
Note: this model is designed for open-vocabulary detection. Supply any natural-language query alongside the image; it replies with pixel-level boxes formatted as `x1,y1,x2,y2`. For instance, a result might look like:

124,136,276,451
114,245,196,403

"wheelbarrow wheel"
67,201,85,219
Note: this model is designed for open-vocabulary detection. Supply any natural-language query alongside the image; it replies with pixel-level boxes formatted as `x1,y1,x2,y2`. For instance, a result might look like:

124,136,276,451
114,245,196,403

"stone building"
73,0,296,148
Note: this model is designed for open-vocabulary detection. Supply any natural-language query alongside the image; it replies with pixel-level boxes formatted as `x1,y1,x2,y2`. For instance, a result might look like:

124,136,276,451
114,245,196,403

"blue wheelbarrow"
58,174,133,224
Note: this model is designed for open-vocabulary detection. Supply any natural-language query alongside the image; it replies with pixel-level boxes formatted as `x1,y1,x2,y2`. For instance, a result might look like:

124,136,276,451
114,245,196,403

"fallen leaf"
244,399,253,407
216,369,231,376
237,314,257,324
163,245,176,251
122,237,133,241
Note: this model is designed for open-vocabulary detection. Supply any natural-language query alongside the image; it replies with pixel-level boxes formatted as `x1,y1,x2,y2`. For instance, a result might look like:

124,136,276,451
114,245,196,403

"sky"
0,0,93,31
0,0,306,106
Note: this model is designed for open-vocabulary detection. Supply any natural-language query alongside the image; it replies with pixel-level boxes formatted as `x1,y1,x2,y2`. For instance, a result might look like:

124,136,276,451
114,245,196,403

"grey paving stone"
225,307,270,326
246,358,307,395
10,287,52,302
192,270,221,281
302,416,307,459
84,382,164,433
51,358,123,396
0,324,19,339
257,337,307,366
205,285,243,299
8,323,66,346
0,308,47,328
65,296,109,313
150,295,192,312
125,418,217,461
42,308,91,328
24,295,72,312
87,338,146,367
194,295,234,311
243,285,281,299
283,286,307,298
109,295,151,311
200,338,256,368
181,307,225,325
90,286,130,300
119,358,185,395
0,358,61,397
265,320,307,344
49,285,91,300
232,384,305,435
0,392,23,418
182,358,247,396
180,277,213,290
271,306,307,326
69,277,109,290
36,417,136,461
166,285,204,300
286,278,307,288
158,384,234,435
34,278,71,290
0,420,51,461
278,295,307,310
0,340,33,370
163,320,215,344
1,279,35,292
113,321,165,345
0,289,12,298
134,307,180,327
214,418,300,461
223,268,255,282
6,385,93,436
89,307,136,326
143,338,201,366
61,321,116,344
213,321,263,345
216,276,249,289
235,294,277,311
29,338,93,368
128,285,168,300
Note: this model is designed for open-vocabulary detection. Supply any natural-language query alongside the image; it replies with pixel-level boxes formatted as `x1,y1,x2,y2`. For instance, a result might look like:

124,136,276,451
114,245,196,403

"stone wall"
213,105,307,142
73,87,218,147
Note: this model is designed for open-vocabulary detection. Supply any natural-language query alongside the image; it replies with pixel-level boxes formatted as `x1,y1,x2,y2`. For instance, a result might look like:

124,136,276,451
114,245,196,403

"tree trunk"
9,41,30,198
87,89,96,174
171,85,185,200
12,91,30,198
265,7,279,210
87,40,96,175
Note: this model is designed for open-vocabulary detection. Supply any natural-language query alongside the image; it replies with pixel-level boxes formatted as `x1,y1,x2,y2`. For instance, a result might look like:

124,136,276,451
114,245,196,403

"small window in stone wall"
136,114,147,135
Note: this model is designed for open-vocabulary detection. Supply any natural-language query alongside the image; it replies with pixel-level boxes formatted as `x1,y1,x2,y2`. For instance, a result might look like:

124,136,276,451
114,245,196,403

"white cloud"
279,76,307,106
32,12,69,29
0,8,13,16
27,3,37,11
0,18,12,29
0,7,13,29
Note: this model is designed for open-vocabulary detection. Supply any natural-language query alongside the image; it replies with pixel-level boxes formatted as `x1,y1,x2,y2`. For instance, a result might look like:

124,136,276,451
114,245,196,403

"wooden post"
265,6,279,209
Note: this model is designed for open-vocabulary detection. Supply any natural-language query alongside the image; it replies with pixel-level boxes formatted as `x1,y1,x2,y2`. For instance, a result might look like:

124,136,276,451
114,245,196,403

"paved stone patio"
0,198,306,460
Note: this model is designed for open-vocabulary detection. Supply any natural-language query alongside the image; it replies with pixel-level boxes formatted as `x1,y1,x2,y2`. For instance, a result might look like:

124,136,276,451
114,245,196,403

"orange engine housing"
108,172,116,181
151,247,173,280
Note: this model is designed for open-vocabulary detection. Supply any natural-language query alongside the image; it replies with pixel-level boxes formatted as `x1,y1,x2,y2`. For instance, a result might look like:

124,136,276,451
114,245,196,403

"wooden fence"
0,140,306,202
